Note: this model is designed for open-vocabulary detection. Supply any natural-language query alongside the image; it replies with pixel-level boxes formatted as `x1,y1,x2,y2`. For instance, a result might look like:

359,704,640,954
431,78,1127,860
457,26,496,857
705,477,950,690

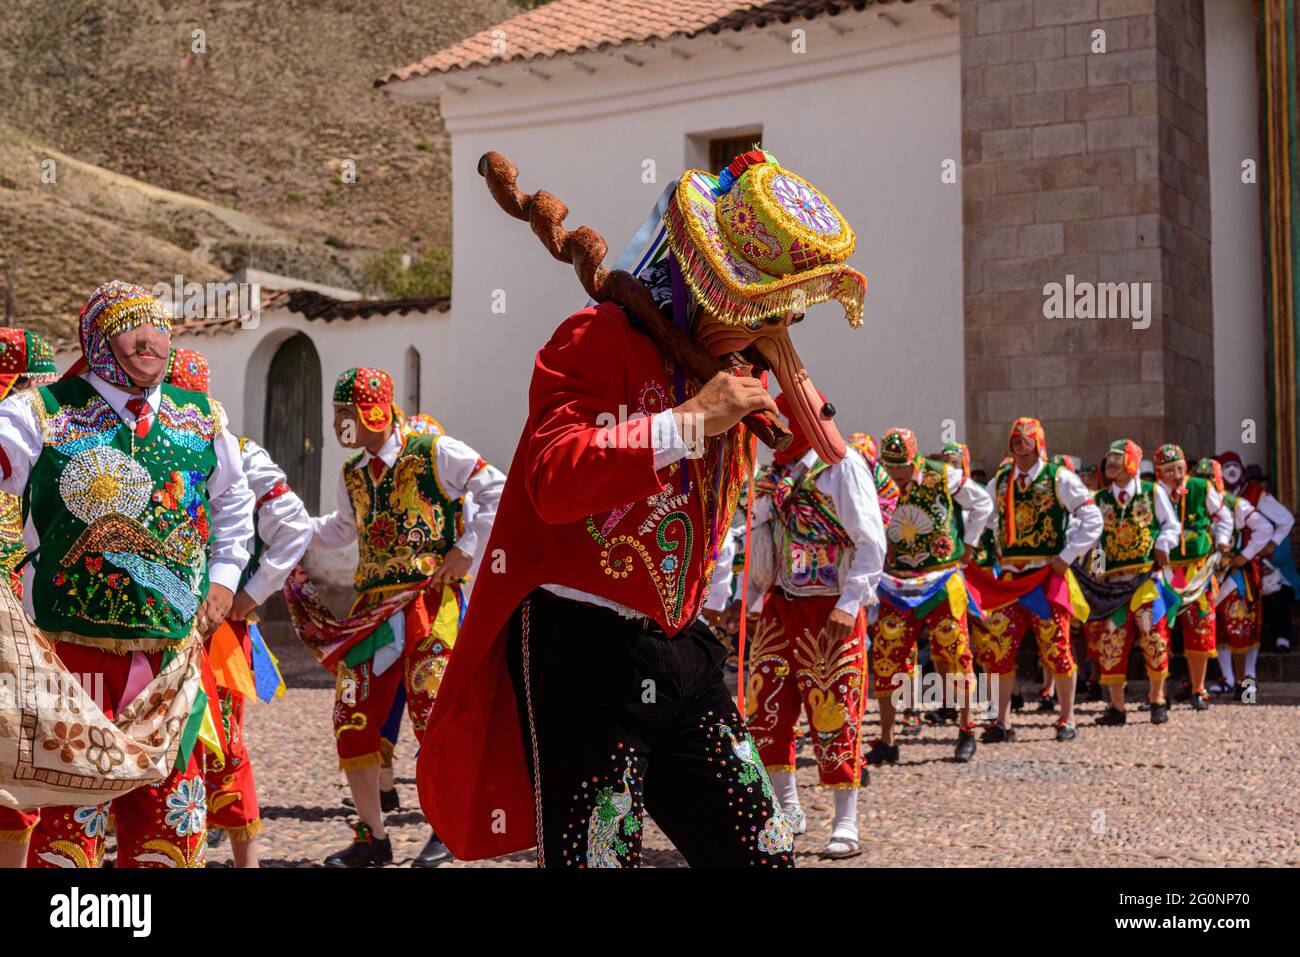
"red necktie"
1118,490,1128,505
368,457,385,482
1017,473,1030,492
125,397,152,439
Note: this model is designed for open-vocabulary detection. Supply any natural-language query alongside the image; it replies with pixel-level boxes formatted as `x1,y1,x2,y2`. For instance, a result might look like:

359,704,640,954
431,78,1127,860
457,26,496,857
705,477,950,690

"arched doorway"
264,332,322,513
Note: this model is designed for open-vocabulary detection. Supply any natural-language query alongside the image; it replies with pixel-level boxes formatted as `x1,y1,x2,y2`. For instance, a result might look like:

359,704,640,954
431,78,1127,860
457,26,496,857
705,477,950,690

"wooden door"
263,333,322,513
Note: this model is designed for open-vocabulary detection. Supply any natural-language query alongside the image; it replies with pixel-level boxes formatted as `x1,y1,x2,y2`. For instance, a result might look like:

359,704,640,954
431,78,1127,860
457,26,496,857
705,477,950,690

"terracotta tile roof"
378,0,898,86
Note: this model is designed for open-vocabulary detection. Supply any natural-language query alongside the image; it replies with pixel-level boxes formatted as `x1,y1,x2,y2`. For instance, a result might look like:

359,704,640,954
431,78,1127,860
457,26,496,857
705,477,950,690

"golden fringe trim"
763,764,797,773
339,752,384,772
1184,649,1219,660
379,739,396,765
664,196,865,328
0,826,36,842
1144,668,1171,680
212,820,263,842
1100,675,1128,686
1050,666,1078,678
822,781,860,791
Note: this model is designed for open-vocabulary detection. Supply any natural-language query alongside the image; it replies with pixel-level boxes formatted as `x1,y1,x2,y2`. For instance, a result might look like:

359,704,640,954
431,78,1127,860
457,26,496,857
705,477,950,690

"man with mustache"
871,429,993,765
975,418,1101,743
415,150,865,866
1153,445,1234,708
720,393,885,859
1076,440,1181,726
0,280,254,867
1195,457,1280,698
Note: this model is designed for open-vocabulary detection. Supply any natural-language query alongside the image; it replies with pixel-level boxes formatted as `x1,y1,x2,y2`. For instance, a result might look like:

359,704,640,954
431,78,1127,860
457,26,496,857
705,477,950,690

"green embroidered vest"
886,460,964,572
1169,476,1212,561
1094,481,1160,573
344,433,460,593
993,461,1067,562
26,378,220,648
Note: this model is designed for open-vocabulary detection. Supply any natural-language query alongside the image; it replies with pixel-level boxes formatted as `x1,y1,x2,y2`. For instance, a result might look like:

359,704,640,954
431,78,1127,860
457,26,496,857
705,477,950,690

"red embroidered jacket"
417,302,748,860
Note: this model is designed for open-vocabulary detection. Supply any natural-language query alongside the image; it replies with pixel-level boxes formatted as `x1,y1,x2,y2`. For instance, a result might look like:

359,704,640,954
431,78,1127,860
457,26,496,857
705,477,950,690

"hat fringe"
664,196,865,328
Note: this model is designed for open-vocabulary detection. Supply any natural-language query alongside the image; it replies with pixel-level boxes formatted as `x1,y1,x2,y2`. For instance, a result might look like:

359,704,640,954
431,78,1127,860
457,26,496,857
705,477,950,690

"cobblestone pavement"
205,681,1300,868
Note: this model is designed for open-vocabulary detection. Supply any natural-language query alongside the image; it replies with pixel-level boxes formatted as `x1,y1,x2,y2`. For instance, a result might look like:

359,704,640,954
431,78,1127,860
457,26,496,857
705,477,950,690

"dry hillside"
0,0,520,336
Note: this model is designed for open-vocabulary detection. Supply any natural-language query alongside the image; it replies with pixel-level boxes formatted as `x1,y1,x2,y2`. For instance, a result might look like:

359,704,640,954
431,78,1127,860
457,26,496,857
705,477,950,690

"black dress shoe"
865,739,900,766
412,831,454,868
342,789,402,814
1054,721,1077,742
1190,690,1210,711
980,722,1016,744
859,764,871,786
324,823,393,868
1010,692,1025,713
954,727,977,763
1150,702,1169,724
1096,706,1127,726
1036,691,1057,713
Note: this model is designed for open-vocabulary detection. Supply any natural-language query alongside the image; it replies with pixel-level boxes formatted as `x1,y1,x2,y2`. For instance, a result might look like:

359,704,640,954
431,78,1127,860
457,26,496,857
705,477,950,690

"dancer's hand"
431,547,473,587
1050,556,1070,576
822,608,856,644
1154,549,1171,569
1230,553,1248,569
197,583,233,638
674,372,778,439
228,588,258,622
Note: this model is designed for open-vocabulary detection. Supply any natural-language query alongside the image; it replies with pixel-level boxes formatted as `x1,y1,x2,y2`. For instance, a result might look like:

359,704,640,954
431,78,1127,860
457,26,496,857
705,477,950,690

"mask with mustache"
69,280,173,388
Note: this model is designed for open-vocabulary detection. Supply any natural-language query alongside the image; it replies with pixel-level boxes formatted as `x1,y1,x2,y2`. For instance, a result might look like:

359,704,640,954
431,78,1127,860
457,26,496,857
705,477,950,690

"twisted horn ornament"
476,151,791,452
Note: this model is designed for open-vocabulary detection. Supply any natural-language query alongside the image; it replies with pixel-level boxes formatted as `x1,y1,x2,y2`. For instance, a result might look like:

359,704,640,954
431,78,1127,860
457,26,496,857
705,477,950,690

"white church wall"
429,10,964,468
1206,0,1268,467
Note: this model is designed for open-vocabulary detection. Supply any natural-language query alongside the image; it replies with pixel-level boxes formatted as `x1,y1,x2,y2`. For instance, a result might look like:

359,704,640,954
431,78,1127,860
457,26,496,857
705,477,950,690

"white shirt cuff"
651,409,697,471
208,561,243,593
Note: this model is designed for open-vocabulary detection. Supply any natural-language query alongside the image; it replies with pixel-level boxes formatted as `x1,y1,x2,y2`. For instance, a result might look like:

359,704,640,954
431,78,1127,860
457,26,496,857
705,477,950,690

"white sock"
1244,647,1259,679
1216,649,1235,685
770,770,800,813
831,788,858,840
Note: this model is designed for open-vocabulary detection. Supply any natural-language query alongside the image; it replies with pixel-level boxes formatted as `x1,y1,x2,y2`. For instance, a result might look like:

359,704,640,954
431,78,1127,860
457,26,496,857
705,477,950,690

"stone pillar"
961,0,1213,470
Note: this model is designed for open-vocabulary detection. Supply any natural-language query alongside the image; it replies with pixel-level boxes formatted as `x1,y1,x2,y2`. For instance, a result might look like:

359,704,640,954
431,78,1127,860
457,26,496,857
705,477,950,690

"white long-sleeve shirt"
1229,496,1275,562
1104,477,1182,555
238,437,313,605
1245,489,1295,547
0,371,254,616
312,429,505,561
984,459,1103,568
719,449,886,618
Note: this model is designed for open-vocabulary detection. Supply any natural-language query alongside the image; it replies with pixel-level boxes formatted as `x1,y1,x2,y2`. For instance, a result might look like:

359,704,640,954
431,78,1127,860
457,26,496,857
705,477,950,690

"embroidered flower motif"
42,721,87,763
84,556,103,574
757,808,794,854
887,504,935,545
368,513,398,550
73,803,110,839
53,571,66,586
932,535,955,560
164,777,206,837
770,173,842,237
85,725,126,773
57,446,152,523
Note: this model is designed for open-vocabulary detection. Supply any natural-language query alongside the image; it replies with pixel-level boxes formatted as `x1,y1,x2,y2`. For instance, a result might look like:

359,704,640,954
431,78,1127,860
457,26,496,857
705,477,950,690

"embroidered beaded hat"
1007,417,1047,462
664,149,866,328
1106,439,1142,479
404,412,445,438
1193,458,1224,494
164,347,210,393
334,367,396,433
70,280,172,388
0,328,58,401
1154,443,1185,468
880,428,918,468
848,432,878,461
